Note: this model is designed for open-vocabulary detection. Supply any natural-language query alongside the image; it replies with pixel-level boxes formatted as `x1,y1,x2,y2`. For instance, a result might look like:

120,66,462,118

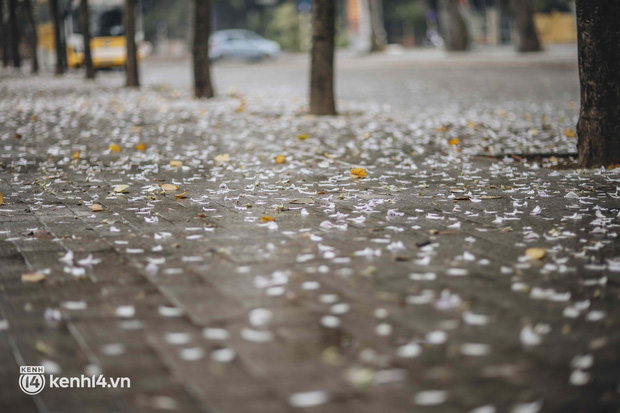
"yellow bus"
37,0,143,70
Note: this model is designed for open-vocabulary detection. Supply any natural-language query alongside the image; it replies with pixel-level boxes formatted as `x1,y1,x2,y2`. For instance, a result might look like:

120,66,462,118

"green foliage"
265,2,302,51
387,0,425,23
142,0,190,41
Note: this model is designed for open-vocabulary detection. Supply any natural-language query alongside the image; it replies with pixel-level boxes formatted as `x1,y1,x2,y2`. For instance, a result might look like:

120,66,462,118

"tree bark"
8,0,19,67
124,0,139,88
0,0,10,67
510,0,542,52
192,0,215,98
79,0,95,79
439,0,469,51
576,1,620,167
309,0,336,116
368,0,386,52
49,0,64,74
23,0,38,73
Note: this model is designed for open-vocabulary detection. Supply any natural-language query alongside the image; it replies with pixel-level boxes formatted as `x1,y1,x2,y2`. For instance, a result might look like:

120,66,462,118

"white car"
210,30,281,61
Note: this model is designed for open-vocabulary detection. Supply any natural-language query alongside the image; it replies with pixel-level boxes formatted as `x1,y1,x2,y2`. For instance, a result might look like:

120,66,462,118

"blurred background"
3,0,577,65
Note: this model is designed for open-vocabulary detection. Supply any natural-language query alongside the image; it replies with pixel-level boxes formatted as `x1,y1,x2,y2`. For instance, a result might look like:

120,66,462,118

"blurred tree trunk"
309,0,336,116
49,0,64,74
79,0,95,79
576,1,620,167
8,0,19,67
23,0,38,73
510,0,542,52
439,0,469,51
192,0,214,98
1,0,10,67
368,0,386,52
124,0,139,87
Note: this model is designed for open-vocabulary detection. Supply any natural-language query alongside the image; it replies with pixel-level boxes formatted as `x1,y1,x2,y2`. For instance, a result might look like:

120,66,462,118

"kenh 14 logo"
19,366,46,395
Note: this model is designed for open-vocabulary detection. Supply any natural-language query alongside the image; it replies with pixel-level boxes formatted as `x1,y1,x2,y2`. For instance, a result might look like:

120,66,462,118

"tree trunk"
510,0,542,52
79,0,95,79
0,0,10,67
23,0,38,73
192,0,215,98
309,0,336,116
8,0,19,67
576,1,620,167
49,0,64,74
368,0,386,52
440,0,469,51
124,0,139,88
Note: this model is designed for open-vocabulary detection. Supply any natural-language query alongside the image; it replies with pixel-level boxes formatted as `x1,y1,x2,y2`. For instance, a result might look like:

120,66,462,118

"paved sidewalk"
0,71,619,413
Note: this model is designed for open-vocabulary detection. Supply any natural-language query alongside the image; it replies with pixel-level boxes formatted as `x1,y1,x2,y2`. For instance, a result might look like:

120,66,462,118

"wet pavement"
0,50,619,413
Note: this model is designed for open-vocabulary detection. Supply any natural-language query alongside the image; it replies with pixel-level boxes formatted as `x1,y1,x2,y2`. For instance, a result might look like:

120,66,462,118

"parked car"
209,30,281,62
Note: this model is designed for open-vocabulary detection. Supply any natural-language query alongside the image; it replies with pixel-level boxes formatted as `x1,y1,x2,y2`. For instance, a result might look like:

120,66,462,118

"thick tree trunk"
576,1,620,167
23,0,38,73
192,0,215,98
124,0,139,88
440,0,469,51
0,0,10,67
49,0,64,74
309,0,336,116
510,0,542,52
368,0,386,52
8,0,19,67
79,0,95,79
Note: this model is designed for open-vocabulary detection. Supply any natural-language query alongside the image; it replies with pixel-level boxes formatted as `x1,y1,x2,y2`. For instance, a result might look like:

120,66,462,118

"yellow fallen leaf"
260,216,275,222
108,144,122,152
161,184,179,191
113,185,130,193
22,272,46,283
0,192,4,205
564,128,576,138
91,204,103,212
135,143,147,151
274,154,286,164
448,138,460,146
466,121,476,129
297,133,310,140
525,248,546,260
35,341,54,355
72,151,80,160
350,168,368,178
235,99,246,113
215,153,231,164
169,160,183,168
174,191,187,199
31,115,37,121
